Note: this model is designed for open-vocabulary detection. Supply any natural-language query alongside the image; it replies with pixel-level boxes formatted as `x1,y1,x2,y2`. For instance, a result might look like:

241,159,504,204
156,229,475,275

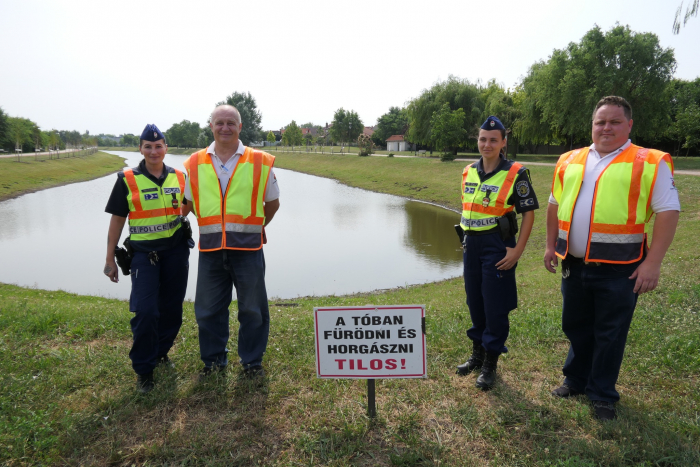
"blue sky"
1,0,698,136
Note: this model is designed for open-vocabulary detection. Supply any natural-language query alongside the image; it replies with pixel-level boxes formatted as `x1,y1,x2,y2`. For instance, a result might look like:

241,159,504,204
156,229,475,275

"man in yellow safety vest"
544,96,680,420
182,105,280,379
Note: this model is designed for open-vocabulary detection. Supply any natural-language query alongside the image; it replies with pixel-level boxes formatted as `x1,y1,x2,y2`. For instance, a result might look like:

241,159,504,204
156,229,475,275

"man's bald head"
211,105,242,125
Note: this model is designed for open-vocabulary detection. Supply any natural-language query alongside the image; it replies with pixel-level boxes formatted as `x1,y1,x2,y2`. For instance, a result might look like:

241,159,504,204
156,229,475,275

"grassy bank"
0,151,126,202
1,152,698,465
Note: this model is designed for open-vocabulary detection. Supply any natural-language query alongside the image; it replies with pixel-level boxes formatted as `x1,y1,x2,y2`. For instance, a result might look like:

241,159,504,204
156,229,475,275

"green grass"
1,152,698,465
0,151,126,201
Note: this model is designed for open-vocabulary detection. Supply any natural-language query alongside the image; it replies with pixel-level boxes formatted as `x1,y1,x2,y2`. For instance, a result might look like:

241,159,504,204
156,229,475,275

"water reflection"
0,151,463,300
402,201,464,266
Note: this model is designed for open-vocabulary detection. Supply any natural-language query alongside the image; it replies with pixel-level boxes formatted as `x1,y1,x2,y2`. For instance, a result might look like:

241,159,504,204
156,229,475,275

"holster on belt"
180,216,195,248
497,211,519,241
114,237,133,276
454,224,465,245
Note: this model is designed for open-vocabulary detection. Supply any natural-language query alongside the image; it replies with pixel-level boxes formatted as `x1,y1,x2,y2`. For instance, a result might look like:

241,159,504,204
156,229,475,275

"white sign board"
314,305,427,379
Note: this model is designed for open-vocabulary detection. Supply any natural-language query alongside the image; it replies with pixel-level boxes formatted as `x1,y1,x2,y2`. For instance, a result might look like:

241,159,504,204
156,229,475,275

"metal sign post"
314,305,427,418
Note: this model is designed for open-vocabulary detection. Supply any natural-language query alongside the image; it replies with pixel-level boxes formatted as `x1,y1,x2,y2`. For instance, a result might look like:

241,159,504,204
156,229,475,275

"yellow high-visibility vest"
461,162,523,232
123,167,185,247
183,147,274,251
551,144,673,263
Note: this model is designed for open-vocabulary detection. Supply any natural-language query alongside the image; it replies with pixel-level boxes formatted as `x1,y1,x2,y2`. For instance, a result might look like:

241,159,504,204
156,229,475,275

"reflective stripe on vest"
184,147,274,251
460,162,522,232
551,145,673,264
123,168,186,245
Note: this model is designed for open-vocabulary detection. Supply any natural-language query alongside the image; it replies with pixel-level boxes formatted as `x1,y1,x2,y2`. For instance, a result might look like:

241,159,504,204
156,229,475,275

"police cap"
480,116,505,131
140,123,166,142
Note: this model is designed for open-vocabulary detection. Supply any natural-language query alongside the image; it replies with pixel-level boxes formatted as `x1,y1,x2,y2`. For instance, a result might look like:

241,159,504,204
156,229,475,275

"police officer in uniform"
104,124,191,393
456,116,539,389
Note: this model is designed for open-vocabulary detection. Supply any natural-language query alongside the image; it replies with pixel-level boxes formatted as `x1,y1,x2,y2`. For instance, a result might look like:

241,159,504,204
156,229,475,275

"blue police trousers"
128,240,189,375
463,232,518,355
561,257,639,403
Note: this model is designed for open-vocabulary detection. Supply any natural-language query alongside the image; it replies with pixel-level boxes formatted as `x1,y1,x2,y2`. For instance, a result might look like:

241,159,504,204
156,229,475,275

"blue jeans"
463,232,518,355
129,240,189,375
194,249,269,369
560,257,640,403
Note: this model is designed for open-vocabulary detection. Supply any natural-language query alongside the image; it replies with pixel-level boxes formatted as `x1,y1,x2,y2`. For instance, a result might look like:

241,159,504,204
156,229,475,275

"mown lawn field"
0,151,125,202
1,152,698,465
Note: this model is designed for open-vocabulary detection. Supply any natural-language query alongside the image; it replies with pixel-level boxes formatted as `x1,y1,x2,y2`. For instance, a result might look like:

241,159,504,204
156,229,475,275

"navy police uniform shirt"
105,159,185,251
474,155,539,214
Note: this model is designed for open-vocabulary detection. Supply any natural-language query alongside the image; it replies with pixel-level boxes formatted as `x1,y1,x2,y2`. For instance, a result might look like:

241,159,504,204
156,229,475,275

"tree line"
0,108,97,153
3,25,697,157
383,25,699,157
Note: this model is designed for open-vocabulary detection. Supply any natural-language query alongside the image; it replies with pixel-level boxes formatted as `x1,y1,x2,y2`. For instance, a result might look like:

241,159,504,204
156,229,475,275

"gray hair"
210,105,242,124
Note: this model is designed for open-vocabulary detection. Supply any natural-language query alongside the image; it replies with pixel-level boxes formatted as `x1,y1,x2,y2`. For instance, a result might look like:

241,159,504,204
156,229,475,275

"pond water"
0,151,464,300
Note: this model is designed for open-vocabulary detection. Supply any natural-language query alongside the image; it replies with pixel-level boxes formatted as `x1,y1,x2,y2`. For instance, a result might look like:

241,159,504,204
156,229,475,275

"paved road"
0,148,97,159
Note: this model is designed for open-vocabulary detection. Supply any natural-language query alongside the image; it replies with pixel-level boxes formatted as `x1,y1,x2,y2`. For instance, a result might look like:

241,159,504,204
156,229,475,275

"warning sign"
314,305,427,379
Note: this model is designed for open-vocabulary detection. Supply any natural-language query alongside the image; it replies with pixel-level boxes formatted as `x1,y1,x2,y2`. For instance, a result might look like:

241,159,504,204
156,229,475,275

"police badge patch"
516,180,530,197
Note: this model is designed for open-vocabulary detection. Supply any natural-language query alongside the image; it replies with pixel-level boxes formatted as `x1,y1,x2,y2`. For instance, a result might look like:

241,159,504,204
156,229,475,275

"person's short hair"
592,96,632,121
211,105,242,125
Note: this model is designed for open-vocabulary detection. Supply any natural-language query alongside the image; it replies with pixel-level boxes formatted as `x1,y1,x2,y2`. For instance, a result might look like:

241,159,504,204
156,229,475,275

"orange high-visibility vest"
551,144,673,264
122,167,186,247
183,147,275,251
460,162,523,231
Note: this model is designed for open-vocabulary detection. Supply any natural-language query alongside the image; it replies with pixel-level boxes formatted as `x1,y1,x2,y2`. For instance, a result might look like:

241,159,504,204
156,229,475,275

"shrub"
357,134,373,157
440,152,456,162
387,153,395,158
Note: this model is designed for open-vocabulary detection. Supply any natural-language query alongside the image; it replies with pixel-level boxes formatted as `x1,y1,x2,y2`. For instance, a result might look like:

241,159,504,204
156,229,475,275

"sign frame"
314,304,427,379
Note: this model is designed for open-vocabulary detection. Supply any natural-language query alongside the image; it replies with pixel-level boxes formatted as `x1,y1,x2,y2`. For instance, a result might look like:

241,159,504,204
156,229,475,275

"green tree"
674,104,700,155
217,91,263,145
667,78,700,156
121,134,138,147
165,120,201,148
48,130,60,151
519,24,676,147
266,131,276,145
372,106,409,146
0,107,8,150
330,108,363,145
406,76,483,148
430,103,467,160
197,126,214,148
8,117,32,152
285,121,303,146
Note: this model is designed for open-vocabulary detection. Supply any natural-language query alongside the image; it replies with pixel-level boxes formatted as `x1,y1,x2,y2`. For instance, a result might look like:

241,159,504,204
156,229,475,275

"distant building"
386,135,409,152
363,126,375,137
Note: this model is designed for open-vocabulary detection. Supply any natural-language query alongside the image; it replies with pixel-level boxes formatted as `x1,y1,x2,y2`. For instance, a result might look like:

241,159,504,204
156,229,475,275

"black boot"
136,372,155,394
456,341,485,376
475,352,499,390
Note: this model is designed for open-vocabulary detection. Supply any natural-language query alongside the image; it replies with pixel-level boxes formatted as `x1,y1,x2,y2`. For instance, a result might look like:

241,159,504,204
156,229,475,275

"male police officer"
544,96,680,420
182,105,280,379
104,124,190,393
456,116,538,389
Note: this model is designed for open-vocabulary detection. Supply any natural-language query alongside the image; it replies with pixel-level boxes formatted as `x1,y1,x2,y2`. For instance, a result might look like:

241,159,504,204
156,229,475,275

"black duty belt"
464,226,499,237
564,254,600,266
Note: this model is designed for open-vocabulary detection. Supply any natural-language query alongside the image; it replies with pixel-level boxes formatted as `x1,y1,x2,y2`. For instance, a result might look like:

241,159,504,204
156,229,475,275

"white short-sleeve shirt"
548,140,680,258
184,141,280,202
